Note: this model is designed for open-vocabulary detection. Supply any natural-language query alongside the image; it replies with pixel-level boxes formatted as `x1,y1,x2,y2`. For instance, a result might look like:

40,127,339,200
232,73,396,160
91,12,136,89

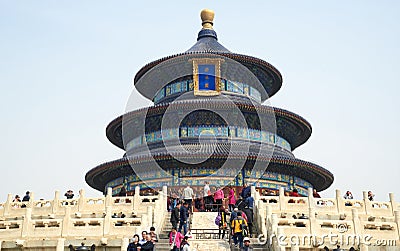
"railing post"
363,191,370,215
62,206,71,237
21,208,32,238
162,186,168,210
251,186,256,198
389,193,396,215
3,194,13,216
56,238,65,251
394,211,400,239
103,206,112,236
307,187,314,211
134,186,140,212
78,189,85,211
335,189,343,215
52,190,60,214
276,227,286,251
28,192,34,208
147,205,153,228
105,187,113,208
271,213,278,236
279,187,285,211
352,208,361,237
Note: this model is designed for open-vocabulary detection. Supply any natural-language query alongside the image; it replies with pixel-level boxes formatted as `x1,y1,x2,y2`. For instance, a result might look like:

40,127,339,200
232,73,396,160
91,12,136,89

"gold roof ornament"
200,9,214,30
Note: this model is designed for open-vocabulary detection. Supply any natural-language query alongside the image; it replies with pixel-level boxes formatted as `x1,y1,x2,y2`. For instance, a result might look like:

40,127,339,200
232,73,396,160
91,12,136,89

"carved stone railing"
0,186,168,251
255,187,400,250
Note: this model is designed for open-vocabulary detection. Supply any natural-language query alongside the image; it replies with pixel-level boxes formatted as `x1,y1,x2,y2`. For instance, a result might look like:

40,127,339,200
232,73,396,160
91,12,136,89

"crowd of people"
127,227,159,251
166,182,256,250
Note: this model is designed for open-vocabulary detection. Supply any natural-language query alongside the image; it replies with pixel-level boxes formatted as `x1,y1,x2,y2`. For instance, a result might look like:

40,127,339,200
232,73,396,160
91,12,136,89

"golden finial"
200,9,215,30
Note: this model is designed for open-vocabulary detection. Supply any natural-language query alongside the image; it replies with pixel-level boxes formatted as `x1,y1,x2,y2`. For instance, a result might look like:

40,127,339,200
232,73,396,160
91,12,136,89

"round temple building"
85,9,334,197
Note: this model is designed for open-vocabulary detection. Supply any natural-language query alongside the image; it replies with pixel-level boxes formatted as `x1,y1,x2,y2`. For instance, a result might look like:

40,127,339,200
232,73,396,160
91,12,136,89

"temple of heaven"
85,9,334,197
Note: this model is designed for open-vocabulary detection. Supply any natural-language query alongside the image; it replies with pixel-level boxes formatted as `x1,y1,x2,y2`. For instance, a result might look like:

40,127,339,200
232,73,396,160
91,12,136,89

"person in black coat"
241,184,251,199
140,233,155,251
170,202,181,229
127,234,141,251
178,202,189,235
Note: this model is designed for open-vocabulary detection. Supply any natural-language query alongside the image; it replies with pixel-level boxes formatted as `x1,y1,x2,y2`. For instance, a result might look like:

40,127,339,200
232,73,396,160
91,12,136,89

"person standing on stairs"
180,236,191,251
178,202,189,235
169,227,184,251
170,202,181,229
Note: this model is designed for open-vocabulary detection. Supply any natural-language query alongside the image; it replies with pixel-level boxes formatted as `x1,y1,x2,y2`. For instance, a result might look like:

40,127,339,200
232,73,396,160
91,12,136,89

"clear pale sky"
1,1,399,202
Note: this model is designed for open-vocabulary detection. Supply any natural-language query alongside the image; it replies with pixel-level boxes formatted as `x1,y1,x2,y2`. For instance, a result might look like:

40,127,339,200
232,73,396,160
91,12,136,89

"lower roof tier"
85,152,333,193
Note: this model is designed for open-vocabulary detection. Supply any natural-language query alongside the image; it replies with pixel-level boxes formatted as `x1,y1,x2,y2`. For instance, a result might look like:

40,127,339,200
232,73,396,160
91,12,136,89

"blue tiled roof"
186,29,230,53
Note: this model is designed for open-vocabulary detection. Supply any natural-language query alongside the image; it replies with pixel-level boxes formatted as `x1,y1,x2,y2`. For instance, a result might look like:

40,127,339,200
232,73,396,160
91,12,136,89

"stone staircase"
157,212,173,251
156,211,269,250
154,238,172,251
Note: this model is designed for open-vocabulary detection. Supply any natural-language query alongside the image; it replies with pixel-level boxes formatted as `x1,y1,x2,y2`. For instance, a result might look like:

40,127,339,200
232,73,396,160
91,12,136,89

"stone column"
121,238,129,251
3,194,13,216
56,238,65,251
52,190,60,214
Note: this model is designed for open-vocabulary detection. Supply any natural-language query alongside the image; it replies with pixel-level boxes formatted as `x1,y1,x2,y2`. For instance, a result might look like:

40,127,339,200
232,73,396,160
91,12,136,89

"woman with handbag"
169,227,184,251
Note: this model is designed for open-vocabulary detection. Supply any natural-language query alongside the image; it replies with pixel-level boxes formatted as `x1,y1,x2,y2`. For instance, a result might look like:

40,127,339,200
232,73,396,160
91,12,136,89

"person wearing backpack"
230,212,248,248
216,206,228,239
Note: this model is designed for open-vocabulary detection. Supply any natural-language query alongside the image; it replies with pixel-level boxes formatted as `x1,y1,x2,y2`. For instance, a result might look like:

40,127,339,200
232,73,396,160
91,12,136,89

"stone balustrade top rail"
254,187,399,218
0,186,168,243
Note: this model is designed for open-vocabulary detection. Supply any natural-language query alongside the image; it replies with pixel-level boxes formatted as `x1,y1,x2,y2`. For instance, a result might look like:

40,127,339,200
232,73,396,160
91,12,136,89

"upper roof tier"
134,9,283,102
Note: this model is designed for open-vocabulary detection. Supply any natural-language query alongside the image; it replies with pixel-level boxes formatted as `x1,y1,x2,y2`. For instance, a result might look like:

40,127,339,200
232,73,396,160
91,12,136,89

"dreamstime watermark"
257,233,397,247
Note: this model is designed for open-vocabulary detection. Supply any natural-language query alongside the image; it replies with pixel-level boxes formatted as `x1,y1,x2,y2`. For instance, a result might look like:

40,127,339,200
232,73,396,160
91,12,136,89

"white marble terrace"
0,186,167,250
253,187,400,250
0,186,399,250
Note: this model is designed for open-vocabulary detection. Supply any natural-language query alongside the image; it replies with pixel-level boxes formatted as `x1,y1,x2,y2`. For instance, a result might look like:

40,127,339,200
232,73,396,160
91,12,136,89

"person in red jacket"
169,227,184,251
